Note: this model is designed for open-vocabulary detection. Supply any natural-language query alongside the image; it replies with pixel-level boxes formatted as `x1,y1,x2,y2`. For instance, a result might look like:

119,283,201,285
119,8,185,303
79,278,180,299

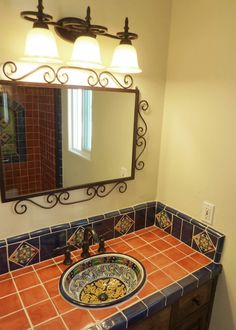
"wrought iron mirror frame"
0,61,149,214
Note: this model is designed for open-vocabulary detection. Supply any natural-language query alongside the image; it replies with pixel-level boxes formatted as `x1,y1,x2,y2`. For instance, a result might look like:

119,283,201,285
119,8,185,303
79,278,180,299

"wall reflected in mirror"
0,83,138,201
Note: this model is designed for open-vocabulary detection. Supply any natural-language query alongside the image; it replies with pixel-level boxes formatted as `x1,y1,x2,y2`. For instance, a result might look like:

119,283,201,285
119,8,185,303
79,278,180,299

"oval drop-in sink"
59,253,146,308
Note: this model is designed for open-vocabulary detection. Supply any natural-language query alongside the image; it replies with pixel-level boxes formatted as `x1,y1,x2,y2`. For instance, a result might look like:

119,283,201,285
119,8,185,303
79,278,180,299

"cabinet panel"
175,307,208,330
176,281,212,322
129,306,171,330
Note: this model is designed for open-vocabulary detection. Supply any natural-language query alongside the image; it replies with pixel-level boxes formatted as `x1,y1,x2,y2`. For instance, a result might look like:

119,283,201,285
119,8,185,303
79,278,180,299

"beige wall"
0,0,171,237
157,0,236,329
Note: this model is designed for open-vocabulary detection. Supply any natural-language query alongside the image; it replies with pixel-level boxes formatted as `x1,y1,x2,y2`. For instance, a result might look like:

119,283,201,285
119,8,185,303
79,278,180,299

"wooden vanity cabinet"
130,276,219,330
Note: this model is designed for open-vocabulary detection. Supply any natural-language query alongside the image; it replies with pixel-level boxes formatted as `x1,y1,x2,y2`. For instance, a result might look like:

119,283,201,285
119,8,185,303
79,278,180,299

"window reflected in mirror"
0,83,139,201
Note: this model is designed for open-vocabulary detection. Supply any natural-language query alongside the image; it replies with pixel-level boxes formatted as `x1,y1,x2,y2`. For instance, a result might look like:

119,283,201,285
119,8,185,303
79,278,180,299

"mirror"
0,82,139,202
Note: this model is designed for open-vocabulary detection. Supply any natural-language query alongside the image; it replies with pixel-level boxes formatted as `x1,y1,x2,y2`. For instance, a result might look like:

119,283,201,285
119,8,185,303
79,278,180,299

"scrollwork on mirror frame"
2,61,133,89
135,100,149,170
13,182,128,215
1,61,148,214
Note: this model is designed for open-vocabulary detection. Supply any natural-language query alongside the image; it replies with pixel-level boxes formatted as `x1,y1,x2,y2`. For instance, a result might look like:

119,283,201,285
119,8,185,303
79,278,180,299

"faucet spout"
83,227,99,244
81,227,99,258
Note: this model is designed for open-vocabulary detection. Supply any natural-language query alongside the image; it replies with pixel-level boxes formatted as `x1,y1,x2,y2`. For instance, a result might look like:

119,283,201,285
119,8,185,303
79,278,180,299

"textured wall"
0,0,171,237
157,1,236,328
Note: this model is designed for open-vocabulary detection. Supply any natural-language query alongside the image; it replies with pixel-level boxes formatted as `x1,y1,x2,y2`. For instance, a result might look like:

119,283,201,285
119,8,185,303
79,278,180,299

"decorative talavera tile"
67,227,85,248
9,242,39,267
155,211,172,230
193,231,215,254
115,214,135,235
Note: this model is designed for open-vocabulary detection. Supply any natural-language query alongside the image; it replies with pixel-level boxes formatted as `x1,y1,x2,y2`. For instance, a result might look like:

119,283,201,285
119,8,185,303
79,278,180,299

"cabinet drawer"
176,281,212,321
129,306,171,330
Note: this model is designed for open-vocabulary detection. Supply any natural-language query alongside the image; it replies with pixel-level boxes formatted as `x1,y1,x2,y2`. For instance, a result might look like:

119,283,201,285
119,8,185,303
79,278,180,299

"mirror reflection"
0,83,138,201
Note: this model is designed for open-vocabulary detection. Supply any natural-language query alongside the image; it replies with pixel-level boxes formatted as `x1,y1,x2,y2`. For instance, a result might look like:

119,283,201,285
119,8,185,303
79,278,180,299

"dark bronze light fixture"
20,0,141,73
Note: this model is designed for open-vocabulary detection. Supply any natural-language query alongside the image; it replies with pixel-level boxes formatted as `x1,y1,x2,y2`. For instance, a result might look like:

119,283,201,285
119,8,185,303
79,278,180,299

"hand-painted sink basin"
59,253,146,308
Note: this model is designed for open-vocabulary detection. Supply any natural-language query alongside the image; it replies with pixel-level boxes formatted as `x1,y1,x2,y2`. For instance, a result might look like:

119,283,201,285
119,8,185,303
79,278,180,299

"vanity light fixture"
20,0,142,73
22,0,60,63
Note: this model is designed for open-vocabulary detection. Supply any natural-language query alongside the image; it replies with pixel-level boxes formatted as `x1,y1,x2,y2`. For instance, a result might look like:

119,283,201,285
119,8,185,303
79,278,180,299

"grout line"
10,272,34,329
32,267,69,330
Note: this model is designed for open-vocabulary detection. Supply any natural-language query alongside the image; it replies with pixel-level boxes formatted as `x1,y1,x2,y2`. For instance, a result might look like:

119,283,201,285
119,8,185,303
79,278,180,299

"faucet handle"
53,244,73,265
98,237,106,253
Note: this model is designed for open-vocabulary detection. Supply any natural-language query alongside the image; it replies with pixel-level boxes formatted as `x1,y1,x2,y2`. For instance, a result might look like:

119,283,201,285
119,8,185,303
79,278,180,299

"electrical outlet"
201,202,215,225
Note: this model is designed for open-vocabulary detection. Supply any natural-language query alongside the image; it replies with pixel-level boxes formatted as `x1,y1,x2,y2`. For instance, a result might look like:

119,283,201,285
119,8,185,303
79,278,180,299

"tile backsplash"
0,201,225,275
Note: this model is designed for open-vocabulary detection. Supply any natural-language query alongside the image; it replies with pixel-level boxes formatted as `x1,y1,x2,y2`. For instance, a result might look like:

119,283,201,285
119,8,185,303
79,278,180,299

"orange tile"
0,293,22,317
123,232,137,239
135,227,153,235
90,306,118,321
20,285,48,307
177,257,201,272
53,255,65,263
151,239,172,251
148,270,173,290
150,253,173,269
111,242,132,253
125,236,146,249
62,309,95,330
163,247,186,261
14,271,40,291
177,243,195,255
141,259,159,274
164,235,181,246
137,244,159,258
190,252,211,266
126,249,146,261
117,296,139,309
12,265,34,277
52,295,75,314
104,246,115,253
163,263,188,281
37,265,61,282
34,259,55,270
44,278,60,297
0,278,16,298
152,227,169,238
90,244,99,251
137,281,156,299
57,262,73,273
34,317,66,330
0,273,11,282
27,299,57,326
139,231,160,242
0,310,30,330
71,249,82,258
107,237,123,246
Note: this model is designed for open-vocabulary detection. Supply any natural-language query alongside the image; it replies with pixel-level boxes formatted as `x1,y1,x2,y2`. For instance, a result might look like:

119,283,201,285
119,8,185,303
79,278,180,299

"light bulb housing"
110,42,142,74
70,35,104,69
22,26,61,63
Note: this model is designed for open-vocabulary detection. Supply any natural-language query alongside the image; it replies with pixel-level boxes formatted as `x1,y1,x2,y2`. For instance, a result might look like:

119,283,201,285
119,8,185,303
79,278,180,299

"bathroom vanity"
0,225,222,330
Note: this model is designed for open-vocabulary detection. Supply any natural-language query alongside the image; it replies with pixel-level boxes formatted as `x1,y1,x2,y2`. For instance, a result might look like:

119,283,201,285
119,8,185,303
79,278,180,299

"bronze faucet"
81,227,106,258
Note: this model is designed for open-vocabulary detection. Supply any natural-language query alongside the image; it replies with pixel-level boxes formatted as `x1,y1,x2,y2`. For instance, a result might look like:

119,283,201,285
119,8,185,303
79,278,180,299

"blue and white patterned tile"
155,210,172,230
114,214,135,236
8,239,39,268
67,227,85,248
193,231,216,254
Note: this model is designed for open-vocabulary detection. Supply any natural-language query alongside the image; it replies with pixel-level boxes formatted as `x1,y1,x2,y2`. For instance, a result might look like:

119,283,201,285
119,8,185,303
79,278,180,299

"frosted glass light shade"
110,44,142,74
23,27,60,63
70,36,103,69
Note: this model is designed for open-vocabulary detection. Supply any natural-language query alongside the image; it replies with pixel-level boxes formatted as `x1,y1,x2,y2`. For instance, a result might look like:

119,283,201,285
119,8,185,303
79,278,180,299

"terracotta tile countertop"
0,226,221,330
